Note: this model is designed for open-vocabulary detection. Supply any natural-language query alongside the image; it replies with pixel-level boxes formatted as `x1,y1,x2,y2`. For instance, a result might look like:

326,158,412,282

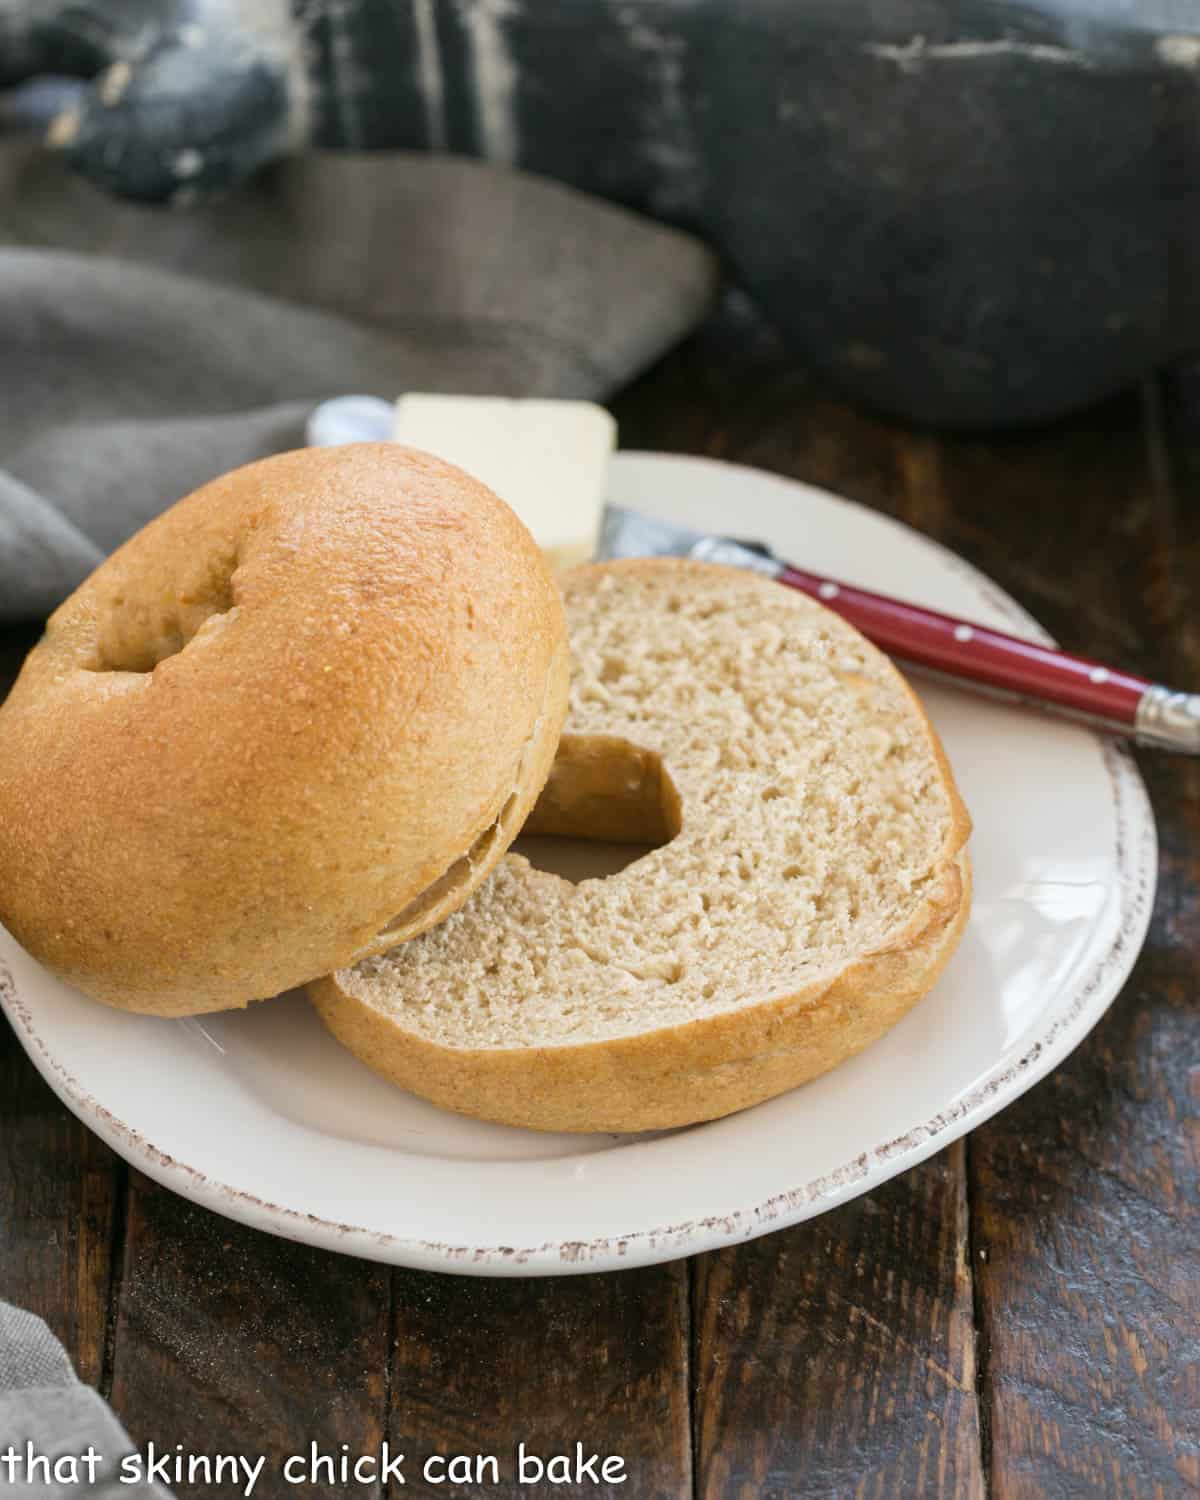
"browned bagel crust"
309,853,970,1134
0,443,568,1015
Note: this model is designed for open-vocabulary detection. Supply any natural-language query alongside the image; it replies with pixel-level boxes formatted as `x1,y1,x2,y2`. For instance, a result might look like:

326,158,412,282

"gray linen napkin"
0,1301,169,1497
0,140,716,620
0,140,714,1475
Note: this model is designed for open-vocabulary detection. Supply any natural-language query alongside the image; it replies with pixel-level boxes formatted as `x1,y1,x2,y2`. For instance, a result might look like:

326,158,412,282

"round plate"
0,452,1157,1276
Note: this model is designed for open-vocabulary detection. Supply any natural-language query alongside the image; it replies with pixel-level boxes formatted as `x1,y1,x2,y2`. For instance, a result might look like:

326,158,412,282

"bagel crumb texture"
310,558,972,1133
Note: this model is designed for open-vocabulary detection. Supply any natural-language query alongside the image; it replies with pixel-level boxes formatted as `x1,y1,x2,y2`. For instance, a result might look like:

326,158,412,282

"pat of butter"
393,395,615,571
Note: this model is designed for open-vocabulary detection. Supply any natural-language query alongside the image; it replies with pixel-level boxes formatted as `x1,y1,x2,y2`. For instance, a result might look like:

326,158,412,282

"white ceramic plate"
1,453,1157,1276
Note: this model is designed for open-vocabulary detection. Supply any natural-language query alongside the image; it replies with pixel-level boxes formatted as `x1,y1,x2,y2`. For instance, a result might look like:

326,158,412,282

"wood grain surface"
0,1019,119,1390
1,296,1196,1498
388,1265,691,1498
107,1173,391,1492
693,1144,984,1500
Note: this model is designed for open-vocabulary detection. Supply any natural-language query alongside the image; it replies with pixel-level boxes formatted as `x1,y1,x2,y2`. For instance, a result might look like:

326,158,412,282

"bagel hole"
89,560,239,674
510,835,660,884
511,735,680,886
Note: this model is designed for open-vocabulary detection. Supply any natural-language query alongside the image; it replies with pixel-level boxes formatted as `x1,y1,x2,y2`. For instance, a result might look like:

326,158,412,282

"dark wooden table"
3,298,1197,1498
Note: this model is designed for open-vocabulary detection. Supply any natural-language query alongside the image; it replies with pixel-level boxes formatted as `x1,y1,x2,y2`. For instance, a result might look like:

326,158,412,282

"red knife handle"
776,563,1148,726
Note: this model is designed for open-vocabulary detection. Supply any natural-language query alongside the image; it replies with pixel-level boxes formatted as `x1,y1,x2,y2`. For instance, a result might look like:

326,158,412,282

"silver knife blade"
597,504,785,579
597,505,710,561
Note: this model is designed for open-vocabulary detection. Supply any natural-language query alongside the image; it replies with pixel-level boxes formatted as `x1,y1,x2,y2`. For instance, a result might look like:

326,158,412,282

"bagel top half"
0,443,569,1015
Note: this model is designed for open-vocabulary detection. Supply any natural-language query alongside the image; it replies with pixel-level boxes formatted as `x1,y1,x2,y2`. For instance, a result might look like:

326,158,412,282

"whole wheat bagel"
311,559,972,1133
0,443,568,1016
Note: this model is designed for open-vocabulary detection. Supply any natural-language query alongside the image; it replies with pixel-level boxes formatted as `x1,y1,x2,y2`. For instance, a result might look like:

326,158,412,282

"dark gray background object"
3,0,1200,427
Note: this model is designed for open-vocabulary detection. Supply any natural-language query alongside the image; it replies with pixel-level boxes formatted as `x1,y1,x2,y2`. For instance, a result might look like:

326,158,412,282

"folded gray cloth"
0,140,716,620
0,1302,170,1497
